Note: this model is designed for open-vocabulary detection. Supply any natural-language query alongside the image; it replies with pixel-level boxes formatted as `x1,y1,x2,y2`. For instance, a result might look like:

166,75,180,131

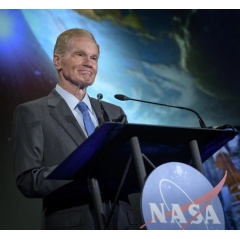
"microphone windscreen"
114,94,127,101
97,93,103,100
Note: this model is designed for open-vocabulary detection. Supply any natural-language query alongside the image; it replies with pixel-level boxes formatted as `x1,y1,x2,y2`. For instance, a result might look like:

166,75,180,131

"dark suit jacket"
12,89,137,229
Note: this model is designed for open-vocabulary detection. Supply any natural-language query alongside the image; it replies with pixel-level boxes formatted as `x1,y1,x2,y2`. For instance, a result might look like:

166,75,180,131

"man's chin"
65,78,94,89
83,77,95,86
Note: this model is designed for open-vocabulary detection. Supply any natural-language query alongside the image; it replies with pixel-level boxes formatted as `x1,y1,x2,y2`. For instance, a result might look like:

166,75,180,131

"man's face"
55,36,99,88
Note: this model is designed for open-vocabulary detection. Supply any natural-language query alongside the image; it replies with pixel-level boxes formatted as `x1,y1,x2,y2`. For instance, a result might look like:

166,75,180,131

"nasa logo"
141,162,226,230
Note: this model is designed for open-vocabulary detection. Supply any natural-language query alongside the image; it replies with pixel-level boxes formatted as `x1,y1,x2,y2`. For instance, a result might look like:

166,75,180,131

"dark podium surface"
47,122,238,183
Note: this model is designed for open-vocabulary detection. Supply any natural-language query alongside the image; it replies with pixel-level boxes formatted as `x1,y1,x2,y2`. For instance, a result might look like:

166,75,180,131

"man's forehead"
67,36,99,52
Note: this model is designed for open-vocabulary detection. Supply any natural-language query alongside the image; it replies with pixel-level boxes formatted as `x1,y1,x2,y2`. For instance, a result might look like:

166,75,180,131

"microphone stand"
115,94,206,128
97,93,112,122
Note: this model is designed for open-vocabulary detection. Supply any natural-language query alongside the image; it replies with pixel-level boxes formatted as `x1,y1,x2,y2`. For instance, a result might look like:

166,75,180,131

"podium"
47,122,238,229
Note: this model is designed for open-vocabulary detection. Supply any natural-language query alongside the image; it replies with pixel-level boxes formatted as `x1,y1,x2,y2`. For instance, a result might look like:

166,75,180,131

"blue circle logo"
141,162,225,230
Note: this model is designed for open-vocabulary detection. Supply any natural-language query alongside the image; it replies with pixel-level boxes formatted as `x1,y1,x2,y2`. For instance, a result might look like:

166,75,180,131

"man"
12,28,137,229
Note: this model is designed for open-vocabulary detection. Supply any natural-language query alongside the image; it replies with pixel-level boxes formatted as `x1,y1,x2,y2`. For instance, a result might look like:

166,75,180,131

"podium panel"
48,122,237,182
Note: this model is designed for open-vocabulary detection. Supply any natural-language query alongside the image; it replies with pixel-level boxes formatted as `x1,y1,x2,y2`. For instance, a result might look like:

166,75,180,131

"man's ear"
53,54,61,70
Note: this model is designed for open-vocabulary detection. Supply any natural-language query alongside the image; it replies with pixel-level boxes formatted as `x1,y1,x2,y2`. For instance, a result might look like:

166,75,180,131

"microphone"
97,93,112,122
114,94,206,128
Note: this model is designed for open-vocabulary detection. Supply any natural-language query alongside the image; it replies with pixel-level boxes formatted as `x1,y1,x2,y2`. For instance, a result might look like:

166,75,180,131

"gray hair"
53,28,100,55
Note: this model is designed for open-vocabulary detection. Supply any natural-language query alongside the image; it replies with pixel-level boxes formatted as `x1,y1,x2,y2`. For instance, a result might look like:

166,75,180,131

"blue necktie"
77,102,95,136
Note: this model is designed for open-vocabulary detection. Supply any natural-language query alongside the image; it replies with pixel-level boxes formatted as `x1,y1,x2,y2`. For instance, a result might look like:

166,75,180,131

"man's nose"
83,56,92,67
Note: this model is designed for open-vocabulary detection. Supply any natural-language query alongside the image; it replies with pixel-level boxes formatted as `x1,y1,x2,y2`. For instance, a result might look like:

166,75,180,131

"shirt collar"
55,84,92,112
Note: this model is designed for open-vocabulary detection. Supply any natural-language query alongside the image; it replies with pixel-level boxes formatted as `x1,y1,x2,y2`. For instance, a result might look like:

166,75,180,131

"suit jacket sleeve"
12,103,72,198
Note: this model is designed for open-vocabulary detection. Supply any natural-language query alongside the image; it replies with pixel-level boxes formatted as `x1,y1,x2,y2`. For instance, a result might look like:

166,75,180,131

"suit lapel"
48,90,87,145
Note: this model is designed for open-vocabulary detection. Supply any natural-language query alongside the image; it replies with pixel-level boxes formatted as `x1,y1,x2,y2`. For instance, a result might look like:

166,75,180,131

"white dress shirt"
55,84,98,137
